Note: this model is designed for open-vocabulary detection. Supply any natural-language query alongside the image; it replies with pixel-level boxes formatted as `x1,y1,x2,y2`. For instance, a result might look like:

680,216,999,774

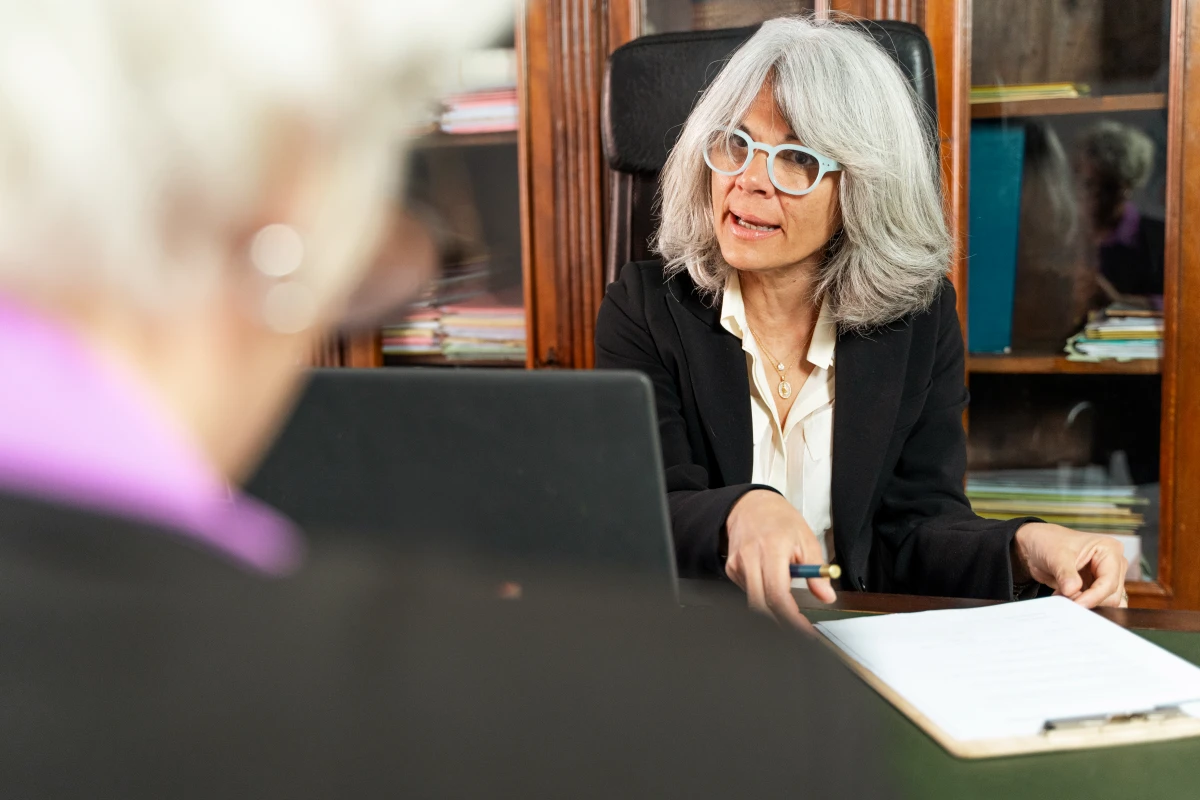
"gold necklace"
748,327,794,399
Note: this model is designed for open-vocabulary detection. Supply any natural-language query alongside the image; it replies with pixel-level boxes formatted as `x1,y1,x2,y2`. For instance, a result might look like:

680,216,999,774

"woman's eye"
780,149,816,167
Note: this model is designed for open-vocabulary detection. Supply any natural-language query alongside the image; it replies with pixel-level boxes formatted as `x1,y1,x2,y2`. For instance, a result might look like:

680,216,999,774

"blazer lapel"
666,279,754,485
832,324,913,579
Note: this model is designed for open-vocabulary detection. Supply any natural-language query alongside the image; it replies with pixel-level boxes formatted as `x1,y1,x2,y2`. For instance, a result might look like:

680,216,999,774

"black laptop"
247,369,677,590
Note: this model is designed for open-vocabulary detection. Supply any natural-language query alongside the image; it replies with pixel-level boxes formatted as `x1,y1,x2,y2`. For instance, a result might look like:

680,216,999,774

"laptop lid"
247,369,677,591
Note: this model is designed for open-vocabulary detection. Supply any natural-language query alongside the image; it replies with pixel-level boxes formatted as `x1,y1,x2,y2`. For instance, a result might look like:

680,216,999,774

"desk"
678,581,1200,798
795,590,1200,799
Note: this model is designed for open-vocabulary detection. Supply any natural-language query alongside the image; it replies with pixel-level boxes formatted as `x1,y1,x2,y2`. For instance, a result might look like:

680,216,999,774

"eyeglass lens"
704,131,821,194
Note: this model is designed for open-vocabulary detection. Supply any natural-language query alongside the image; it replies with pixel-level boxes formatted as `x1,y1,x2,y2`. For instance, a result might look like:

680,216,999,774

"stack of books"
968,467,1149,580
969,83,1089,103
381,303,526,362
380,309,441,357
440,88,518,134
1065,304,1163,362
440,304,526,361
967,468,1148,535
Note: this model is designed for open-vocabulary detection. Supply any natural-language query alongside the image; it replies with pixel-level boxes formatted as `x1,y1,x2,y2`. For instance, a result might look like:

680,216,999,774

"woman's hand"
725,490,837,629
1012,523,1129,608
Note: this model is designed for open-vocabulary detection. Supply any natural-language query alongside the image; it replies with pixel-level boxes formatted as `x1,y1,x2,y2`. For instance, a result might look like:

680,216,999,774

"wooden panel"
517,2,542,369
829,0,924,23
972,0,1103,87
523,0,615,369
608,0,641,48
971,93,1167,119
922,0,970,329
828,0,923,21
1160,0,1200,610
343,331,383,368
310,335,343,367
973,0,1166,89
967,355,1161,375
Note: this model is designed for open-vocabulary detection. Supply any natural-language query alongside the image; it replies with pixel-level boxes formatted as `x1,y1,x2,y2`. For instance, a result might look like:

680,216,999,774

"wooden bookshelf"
967,354,1162,375
970,92,1167,119
414,130,518,149
382,354,524,368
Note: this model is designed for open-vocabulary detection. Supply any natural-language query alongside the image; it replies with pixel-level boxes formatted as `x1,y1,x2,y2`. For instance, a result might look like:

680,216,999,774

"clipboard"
813,598,1200,759
817,635,1200,758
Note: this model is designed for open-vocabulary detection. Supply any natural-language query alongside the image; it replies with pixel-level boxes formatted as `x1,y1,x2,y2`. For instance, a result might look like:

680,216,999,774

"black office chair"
601,21,939,284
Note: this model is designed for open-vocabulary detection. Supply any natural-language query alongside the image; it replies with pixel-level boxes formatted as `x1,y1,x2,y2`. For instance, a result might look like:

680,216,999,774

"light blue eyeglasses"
703,129,842,196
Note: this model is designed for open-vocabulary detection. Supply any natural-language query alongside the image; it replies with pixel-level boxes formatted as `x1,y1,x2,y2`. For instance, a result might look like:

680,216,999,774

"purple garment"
0,293,303,574
1102,201,1142,248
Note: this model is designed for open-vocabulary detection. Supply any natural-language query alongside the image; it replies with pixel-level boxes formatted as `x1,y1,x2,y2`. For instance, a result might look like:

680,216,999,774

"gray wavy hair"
1080,121,1155,191
655,16,951,330
0,0,507,315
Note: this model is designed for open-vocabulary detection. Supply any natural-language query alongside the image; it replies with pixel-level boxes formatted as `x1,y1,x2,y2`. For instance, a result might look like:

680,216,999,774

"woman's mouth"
729,213,781,239
736,216,777,231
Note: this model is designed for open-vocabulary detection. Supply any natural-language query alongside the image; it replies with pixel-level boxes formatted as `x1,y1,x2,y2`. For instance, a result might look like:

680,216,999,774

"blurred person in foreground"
0,2,892,797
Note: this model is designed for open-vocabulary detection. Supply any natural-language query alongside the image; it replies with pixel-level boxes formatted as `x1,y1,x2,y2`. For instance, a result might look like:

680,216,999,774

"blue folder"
967,123,1026,354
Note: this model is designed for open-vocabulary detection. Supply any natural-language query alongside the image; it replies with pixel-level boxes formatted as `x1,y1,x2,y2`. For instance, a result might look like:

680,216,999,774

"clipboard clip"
1043,705,1192,734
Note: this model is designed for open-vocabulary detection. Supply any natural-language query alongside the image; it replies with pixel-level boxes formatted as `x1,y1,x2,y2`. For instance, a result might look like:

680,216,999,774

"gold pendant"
778,380,792,399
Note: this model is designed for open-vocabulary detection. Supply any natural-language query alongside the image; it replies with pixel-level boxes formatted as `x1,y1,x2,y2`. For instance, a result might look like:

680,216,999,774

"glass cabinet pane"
381,27,527,368
965,0,1172,582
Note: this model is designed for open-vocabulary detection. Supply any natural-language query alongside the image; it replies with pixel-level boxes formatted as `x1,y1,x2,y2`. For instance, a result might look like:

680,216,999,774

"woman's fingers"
806,577,837,604
764,556,811,631
741,556,768,615
1074,548,1126,609
794,537,837,605
1049,561,1084,599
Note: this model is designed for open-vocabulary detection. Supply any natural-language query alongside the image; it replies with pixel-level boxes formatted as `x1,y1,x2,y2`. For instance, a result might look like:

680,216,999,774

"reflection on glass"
1079,121,1165,304
965,0,1171,582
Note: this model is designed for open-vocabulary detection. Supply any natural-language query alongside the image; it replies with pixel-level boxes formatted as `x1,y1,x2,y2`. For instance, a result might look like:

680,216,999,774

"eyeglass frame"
702,129,842,197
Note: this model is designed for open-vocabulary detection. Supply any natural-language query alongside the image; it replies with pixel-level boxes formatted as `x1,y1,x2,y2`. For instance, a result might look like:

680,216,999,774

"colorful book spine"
967,122,1026,354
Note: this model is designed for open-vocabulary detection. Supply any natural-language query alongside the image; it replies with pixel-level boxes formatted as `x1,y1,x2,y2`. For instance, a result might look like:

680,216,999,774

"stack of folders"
967,468,1147,535
380,260,494,357
440,88,518,134
1065,305,1163,362
440,304,526,361
382,304,526,362
381,309,441,356
969,83,1088,103
968,468,1147,580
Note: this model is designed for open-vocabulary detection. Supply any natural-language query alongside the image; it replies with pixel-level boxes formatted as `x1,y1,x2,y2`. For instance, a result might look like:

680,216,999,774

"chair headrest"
602,20,938,175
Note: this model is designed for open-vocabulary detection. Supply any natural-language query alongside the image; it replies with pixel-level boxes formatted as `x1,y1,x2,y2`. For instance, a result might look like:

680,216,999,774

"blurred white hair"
655,16,951,330
0,0,508,313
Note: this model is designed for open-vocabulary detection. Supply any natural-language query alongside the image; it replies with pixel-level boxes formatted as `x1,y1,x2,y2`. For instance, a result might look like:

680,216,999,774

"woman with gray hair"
1078,120,1164,300
596,16,1129,627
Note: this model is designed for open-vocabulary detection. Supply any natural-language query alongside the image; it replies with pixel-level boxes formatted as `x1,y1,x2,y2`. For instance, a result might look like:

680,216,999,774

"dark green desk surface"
803,607,1200,800
679,581,1200,799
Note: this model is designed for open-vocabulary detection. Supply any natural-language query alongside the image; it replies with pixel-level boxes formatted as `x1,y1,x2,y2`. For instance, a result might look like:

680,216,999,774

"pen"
790,564,842,580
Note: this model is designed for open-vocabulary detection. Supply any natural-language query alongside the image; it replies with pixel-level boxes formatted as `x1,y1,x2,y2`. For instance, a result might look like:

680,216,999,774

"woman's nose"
735,151,774,195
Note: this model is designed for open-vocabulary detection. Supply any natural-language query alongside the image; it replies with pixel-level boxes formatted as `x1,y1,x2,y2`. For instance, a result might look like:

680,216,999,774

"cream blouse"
719,273,837,575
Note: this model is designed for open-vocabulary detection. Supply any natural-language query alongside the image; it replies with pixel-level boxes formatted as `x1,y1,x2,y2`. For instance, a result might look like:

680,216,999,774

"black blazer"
595,260,1037,600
